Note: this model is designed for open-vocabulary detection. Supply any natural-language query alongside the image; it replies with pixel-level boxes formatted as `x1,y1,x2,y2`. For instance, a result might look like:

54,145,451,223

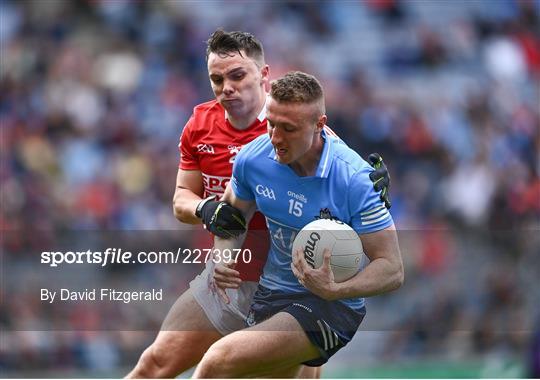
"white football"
292,218,365,283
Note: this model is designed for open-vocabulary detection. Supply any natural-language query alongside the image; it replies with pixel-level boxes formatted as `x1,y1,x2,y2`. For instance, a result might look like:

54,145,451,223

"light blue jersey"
231,129,393,311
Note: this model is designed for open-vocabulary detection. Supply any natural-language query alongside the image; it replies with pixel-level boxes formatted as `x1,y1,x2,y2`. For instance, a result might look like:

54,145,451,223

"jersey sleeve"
178,116,199,170
349,165,393,233
230,143,255,201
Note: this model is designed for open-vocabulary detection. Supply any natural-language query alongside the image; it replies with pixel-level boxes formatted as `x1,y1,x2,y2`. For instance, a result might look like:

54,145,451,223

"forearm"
214,233,247,251
172,189,202,224
332,256,404,300
212,187,255,251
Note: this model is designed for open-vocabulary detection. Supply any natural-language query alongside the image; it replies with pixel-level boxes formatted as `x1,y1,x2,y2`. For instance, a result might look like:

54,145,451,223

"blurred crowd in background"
1,0,539,377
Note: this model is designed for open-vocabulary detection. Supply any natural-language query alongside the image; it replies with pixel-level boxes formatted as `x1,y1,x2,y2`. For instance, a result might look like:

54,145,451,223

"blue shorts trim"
246,285,366,366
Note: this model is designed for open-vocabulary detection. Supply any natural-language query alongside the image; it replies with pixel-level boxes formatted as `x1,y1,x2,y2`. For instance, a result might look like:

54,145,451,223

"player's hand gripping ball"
292,218,365,283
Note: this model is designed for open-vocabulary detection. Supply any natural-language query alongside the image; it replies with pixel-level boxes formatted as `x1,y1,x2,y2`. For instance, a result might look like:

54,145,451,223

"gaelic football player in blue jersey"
193,71,404,378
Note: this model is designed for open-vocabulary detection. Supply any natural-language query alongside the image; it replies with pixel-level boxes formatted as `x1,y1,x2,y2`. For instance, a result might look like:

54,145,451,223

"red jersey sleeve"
178,116,199,170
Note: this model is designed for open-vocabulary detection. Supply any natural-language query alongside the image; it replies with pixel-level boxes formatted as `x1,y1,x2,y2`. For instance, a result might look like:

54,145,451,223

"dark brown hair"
206,29,264,66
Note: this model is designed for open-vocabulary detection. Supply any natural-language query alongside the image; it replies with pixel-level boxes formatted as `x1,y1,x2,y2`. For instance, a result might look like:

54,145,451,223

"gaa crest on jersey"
197,144,215,154
256,184,276,200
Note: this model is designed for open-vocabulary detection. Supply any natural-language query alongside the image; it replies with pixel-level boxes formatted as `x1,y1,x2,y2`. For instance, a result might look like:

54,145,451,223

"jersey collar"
268,128,335,179
314,128,334,178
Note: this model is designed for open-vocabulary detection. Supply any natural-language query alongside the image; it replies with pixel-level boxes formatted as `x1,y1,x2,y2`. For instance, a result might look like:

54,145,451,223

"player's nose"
223,79,234,96
270,127,283,145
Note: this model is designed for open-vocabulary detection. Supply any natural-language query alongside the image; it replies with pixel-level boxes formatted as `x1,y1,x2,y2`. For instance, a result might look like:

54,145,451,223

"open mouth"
275,148,287,157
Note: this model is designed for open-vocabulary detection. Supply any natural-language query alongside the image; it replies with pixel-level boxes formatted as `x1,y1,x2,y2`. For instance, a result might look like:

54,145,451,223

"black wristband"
195,195,217,218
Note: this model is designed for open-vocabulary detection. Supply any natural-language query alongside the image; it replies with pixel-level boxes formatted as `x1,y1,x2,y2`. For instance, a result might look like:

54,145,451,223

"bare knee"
129,343,176,378
194,342,238,378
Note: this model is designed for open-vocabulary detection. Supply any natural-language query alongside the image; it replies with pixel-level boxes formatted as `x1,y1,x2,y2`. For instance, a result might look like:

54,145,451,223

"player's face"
207,51,268,120
266,97,326,166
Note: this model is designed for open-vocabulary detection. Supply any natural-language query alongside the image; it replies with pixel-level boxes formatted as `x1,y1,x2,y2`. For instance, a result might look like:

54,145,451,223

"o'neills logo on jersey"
202,173,230,193
303,232,321,269
228,145,242,163
287,190,307,203
228,145,242,155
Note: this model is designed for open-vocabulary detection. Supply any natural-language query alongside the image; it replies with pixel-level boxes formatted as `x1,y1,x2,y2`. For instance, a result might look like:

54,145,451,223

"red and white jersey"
179,100,269,281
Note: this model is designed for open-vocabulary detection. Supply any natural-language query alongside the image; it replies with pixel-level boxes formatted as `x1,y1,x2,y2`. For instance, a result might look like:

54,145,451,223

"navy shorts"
246,285,366,366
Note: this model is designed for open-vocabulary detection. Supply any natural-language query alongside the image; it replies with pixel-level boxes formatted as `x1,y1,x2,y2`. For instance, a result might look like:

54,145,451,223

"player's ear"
260,64,269,85
316,114,327,133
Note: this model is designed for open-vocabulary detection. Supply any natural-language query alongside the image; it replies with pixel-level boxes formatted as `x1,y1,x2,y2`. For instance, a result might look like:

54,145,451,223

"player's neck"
227,97,266,130
228,115,255,130
289,136,324,177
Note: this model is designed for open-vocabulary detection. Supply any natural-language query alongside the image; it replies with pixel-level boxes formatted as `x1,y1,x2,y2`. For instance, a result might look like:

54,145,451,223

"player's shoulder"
240,133,272,156
236,133,272,163
192,99,222,114
332,139,371,175
186,100,224,130
232,134,271,182
329,140,378,193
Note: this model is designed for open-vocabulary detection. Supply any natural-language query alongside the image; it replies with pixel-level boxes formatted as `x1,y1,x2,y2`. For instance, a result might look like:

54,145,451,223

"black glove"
196,197,247,238
368,153,391,209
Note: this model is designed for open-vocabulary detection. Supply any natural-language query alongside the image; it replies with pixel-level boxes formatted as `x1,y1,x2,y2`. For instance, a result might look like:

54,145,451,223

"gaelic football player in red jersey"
126,29,391,378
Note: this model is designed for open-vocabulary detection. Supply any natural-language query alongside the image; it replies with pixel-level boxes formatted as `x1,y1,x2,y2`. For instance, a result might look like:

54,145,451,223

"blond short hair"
270,71,325,117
